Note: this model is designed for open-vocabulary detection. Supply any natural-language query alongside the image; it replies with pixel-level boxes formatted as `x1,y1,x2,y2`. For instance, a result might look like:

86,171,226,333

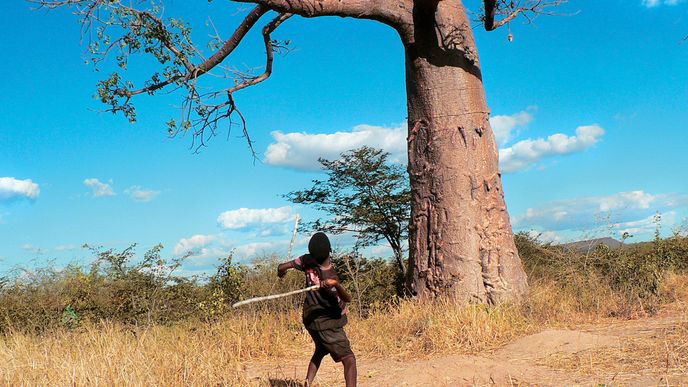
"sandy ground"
243,312,688,386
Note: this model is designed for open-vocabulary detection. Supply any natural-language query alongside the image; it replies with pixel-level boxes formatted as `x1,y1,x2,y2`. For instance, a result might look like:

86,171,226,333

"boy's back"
292,254,348,330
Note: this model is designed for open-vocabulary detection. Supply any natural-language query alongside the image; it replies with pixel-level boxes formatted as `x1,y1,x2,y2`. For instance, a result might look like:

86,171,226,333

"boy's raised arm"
277,260,297,278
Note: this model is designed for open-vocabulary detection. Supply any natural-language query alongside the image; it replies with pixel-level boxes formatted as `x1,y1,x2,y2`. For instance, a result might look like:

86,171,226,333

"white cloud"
642,0,684,7
176,230,356,271
174,234,218,255
0,177,40,201
264,123,407,170
180,238,289,264
125,186,160,202
176,267,215,278
186,246,233,263
499,125,605,173
253,224,292,237
526,230,562,244
598,191,655,212
17,243,76,255
370,244,393,256
233,241,286,260
217,206,295,230
264,113,602,174
21,243,43,255
490,110,534,146
54,244,77,252
84,178,115,197
613,212,676,237
514,190,688,233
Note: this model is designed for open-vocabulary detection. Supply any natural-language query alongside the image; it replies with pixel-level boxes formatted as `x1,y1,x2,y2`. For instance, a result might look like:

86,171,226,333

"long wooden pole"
286,214,301,261
233,213,308,308
231,285,319,308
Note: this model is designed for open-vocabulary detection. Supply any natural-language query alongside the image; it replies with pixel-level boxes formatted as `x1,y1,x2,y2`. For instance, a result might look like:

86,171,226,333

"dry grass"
0,321,245,385
660,271,688,314
348,301,532,359
541,311,688,381
538,273,688,383
0,301,532,385
1,275,687,385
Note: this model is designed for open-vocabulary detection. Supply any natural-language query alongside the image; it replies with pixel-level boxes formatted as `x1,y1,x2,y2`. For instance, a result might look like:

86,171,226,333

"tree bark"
400,0,528,304
392,247,406,279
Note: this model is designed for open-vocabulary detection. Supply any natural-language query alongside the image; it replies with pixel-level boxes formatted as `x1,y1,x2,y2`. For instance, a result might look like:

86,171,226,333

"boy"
277,232,357,387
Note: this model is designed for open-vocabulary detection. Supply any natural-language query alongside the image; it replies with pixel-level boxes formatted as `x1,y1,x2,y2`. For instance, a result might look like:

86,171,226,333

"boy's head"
308,232,331,264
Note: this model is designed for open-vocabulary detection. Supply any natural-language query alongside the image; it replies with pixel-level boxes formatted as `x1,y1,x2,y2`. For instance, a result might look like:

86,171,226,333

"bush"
516,231,688,317
0,244,205,333
331,253,401,316
1,233,687,333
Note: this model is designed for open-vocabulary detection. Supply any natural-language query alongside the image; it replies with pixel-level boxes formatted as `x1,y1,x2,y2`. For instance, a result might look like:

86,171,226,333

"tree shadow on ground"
268,378,304,387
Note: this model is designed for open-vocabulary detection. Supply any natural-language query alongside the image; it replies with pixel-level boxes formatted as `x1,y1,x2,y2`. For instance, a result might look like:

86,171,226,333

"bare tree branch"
227,12,292,94
195,5,269,76
116,4,269,98
184,12,292,155
232,0,409,26
482,0,566,31
32,0,300,158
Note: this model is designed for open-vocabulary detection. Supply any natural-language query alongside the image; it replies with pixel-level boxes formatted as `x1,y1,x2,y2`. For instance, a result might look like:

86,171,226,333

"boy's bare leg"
341,354,357,387
305,348,327,386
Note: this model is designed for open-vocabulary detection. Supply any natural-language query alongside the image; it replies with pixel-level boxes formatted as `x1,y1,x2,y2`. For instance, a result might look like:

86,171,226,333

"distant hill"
560,237,623,253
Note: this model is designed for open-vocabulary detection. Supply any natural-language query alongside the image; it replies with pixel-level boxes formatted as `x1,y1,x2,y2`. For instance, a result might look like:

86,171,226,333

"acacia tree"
37,0,564,303
286,147,411,278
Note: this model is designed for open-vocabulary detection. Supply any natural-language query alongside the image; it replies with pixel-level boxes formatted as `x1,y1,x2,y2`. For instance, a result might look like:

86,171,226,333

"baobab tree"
36,0,564,303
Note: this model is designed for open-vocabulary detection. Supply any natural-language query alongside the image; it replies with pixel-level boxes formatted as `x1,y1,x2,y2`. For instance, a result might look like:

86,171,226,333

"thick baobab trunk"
402,0,527,304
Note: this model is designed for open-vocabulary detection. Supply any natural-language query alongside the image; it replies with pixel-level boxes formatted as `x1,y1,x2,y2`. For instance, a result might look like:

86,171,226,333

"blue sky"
1,0,687,275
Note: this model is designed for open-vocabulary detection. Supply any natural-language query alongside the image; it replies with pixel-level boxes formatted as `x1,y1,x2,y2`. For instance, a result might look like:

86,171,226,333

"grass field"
1,235,687,385
1,273,686,385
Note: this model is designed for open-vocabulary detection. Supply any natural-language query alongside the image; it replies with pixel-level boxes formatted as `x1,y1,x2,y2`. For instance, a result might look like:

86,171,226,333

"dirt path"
244,312,687,386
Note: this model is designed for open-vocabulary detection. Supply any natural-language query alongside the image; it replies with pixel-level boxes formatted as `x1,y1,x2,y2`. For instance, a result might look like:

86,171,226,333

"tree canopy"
285,147,411,277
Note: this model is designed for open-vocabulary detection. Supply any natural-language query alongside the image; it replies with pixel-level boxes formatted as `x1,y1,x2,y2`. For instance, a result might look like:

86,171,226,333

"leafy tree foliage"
285,147,411,277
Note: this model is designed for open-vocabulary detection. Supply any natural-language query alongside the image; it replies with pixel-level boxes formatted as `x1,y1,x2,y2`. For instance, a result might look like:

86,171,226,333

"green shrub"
331,253,401,316
0,244,205,333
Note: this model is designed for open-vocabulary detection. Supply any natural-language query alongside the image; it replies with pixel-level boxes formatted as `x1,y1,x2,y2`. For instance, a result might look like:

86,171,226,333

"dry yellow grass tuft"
348,300,532,358
661,272,688,313
0,322,246,385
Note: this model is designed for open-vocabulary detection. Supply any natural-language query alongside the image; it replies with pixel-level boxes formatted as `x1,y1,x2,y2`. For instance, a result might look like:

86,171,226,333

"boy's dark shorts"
307,327,354,362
